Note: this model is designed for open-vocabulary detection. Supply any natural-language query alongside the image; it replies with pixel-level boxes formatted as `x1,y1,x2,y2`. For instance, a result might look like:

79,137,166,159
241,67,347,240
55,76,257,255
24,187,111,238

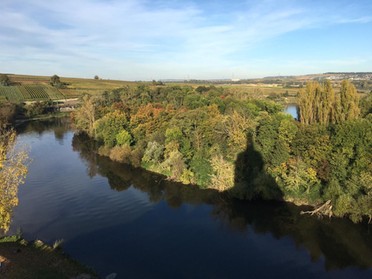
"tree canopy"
73,80,371,223
298,80,359,125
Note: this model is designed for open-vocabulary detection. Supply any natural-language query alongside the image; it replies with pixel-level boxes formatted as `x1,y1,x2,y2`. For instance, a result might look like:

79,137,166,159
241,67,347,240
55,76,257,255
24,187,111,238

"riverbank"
0,235,98,279
14,112,71,125
7,119,372,278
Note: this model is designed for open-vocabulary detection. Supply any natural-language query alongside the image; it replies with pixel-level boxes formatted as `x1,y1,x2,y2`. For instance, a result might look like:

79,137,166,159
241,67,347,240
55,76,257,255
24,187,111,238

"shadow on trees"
231,133,283,201
70,132,372,271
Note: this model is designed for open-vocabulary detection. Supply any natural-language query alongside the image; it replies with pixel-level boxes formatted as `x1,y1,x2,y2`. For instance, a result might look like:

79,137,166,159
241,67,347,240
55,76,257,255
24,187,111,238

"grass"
0,236,98,279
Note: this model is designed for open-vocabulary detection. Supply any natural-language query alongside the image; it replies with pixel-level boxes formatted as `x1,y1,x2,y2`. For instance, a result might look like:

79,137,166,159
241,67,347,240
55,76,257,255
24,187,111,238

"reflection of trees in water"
212,199,372,270
16,117,71,142
0,118,70,234
71,133,98,178
72,132,372,270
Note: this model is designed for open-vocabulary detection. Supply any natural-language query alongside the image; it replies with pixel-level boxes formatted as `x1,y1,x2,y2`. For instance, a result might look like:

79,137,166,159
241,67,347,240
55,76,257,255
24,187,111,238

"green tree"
50,75,61,86
116,130,132,146
299,80,360,125
318,80,335,125
142,141,164,165
94,111,128,147
209,154,234,191
24,102,47,117
337,80,360,122
0,74,11,86
359,92,372,117
73,95,97,137
0,103,17,124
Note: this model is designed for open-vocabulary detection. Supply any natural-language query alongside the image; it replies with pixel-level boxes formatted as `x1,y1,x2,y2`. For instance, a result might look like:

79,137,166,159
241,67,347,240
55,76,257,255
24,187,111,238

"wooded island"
71,80,371,223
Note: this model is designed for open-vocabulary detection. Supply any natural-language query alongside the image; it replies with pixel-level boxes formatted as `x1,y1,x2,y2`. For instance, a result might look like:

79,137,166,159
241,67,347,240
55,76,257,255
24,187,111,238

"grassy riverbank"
0,236,98,279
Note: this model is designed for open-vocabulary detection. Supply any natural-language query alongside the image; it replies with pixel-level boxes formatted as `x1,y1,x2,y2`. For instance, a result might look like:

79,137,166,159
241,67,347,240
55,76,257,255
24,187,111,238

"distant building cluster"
324,72,372,81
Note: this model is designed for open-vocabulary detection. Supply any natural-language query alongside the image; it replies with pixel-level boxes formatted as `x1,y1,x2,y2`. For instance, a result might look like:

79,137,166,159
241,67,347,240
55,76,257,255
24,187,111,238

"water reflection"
285,104,299,120
9,119,372,278
16,117,71,145
71,132,372,271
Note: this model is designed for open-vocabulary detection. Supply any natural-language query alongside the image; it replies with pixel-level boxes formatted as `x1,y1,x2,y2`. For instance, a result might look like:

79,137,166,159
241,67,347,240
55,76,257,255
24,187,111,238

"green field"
0,86,24,102
0,74,140,103
0,85,67,103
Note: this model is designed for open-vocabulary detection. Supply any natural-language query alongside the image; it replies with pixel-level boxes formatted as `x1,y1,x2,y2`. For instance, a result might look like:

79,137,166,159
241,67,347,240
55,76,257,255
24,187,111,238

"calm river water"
9,119,372,279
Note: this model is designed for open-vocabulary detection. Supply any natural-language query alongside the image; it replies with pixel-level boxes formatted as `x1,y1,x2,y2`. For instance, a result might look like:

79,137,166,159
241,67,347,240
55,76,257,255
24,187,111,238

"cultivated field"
4,73,365,104
0,74,138,103
0,85,66,103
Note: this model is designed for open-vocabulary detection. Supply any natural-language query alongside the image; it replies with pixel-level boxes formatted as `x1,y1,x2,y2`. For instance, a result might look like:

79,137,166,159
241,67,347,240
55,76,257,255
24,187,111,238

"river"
8,119,372,278
285,104,299,120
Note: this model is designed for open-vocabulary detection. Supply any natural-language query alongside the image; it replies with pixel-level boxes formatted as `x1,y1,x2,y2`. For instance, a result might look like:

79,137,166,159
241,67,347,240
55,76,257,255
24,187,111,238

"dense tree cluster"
73,85,281,188
73,81,371,222
249,113,371,222
298,80,360,124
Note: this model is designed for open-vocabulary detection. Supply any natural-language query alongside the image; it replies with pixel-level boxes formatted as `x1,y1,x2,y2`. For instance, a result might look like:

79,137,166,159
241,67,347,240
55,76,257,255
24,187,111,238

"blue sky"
1,0,372,80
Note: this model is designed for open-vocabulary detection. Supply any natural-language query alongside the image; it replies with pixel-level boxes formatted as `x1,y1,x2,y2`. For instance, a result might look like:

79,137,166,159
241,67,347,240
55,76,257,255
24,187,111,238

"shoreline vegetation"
0,74,370,277
0,235,98,279
0,75,370,224
70,80,371,223
0,78,98,278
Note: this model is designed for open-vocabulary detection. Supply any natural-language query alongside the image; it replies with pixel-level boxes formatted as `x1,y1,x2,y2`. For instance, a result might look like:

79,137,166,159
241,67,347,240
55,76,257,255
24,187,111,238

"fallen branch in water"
300,200,333,218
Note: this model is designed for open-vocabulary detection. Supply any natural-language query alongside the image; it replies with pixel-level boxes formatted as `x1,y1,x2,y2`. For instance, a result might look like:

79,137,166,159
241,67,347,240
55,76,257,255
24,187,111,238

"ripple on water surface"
12,132,155,242
9,120,372,279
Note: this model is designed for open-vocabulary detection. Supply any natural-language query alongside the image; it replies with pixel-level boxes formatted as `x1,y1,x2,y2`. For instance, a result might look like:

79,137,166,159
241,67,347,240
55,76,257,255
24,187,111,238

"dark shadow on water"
70,131,372,272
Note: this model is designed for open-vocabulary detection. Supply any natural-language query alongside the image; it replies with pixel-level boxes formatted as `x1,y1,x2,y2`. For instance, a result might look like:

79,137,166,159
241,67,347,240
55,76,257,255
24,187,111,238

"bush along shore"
72,82,371,223
0,235,98,279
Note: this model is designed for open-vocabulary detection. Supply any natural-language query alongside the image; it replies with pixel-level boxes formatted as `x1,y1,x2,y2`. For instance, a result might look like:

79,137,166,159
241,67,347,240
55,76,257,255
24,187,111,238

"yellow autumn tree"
0,127,29,233
209,155,234,191
298,81,318,125
72,94,97,137
299,80,359,125
338,80,360,122
224,110,256,155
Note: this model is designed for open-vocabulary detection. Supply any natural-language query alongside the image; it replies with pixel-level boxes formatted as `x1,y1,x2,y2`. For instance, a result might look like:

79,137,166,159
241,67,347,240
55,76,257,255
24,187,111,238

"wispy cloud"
1,0,371,79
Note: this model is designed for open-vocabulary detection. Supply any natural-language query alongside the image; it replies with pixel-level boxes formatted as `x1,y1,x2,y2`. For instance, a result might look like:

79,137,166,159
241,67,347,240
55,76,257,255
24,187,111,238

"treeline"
298,80,360,125
73,85,281,189
70,134,372,270
73,82,371,222
0,101,64,122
